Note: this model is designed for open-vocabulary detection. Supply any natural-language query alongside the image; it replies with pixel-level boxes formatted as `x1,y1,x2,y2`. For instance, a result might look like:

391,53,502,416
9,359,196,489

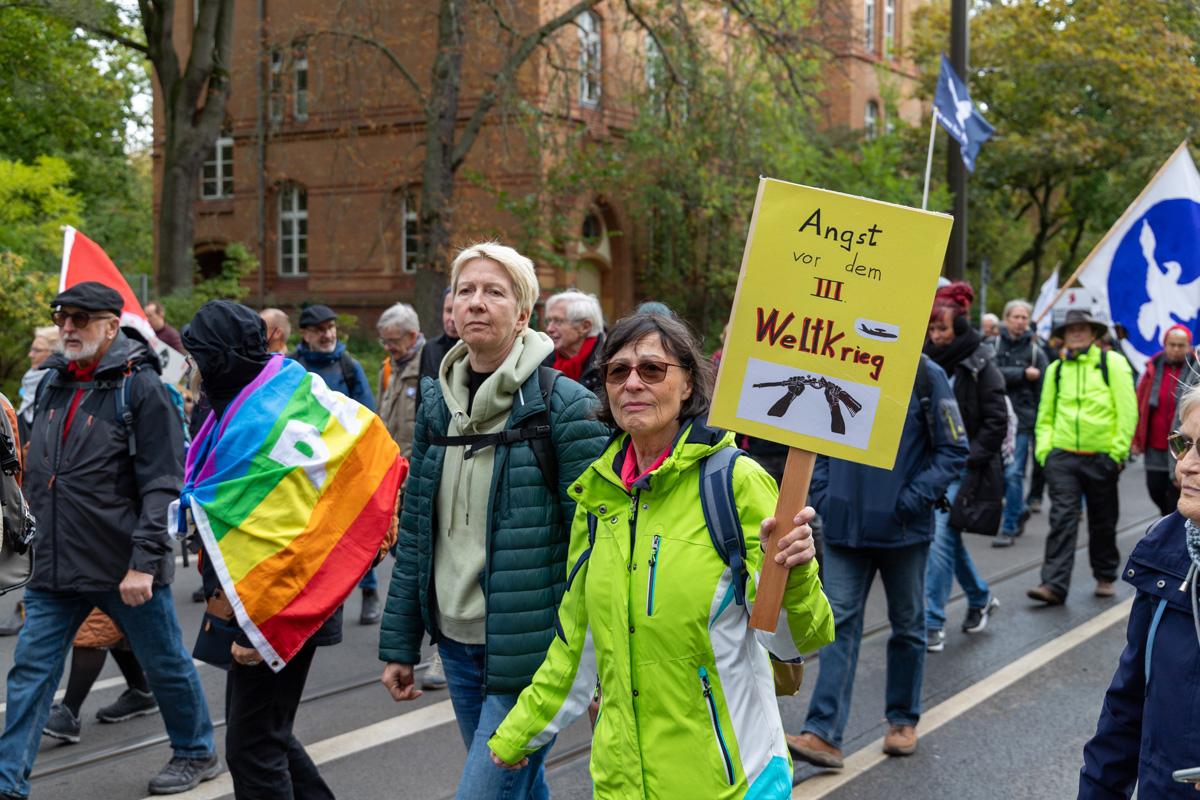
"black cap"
299,304,337,328
1051,308,1108,340
51,281,124,314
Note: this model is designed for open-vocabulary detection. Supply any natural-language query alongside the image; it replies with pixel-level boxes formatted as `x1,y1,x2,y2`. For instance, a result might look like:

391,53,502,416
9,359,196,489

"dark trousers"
225,641,333,800
1146,469,1180,518
1042,451,1122,597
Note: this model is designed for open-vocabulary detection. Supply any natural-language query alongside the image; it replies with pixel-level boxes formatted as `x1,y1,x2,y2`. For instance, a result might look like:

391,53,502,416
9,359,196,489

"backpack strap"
47,363,144,457
1098,348,1110,386
699,446,749,607
339,354,361,400
428,366,560,491
557,512,598,643
915,354,935,444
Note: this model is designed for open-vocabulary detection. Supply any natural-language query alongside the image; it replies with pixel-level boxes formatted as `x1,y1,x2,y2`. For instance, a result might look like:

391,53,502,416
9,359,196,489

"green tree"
0,156,83,267
0,253,57,397
911,0,1200,302
0,7,152,275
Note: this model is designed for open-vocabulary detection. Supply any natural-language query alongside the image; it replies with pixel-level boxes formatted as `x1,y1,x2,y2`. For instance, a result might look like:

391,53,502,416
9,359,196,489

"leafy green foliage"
0,156,82,267
0,253,58,398
910,0,1200,307
159,243,258,326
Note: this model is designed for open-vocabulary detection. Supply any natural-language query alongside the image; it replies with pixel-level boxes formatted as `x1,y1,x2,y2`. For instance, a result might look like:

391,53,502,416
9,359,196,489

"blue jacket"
810,357,968,548
292,342,376,411
1080,512,1200,799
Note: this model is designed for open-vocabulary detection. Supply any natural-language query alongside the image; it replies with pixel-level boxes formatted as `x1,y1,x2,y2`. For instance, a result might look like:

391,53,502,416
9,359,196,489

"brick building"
153,1,927,327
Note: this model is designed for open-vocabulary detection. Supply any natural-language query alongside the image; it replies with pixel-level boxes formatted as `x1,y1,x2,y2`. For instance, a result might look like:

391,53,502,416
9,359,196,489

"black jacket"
418,332,458,383
25,332,183,591
993,328,1048,433
950,342,1009,467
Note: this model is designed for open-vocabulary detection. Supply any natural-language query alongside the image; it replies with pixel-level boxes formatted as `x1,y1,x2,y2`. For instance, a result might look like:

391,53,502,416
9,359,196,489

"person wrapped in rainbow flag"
178,301,406,797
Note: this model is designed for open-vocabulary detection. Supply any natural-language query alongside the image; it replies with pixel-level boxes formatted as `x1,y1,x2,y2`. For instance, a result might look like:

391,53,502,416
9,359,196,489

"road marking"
0,660,204,716
793,597,1134,798
137,700,456,800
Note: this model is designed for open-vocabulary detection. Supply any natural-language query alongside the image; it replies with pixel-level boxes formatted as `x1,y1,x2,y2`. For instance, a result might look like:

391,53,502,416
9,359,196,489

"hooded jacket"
994,327,1048,433
1035,345,1137,466
1133,350,1197,455
25,332,183,590
379,330,610,691
811,357,969,548
292,341,376,411
1079,512,1200,799
488,421,834,799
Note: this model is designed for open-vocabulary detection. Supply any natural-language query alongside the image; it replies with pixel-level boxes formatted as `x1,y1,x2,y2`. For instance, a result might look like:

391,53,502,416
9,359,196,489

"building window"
864,0,876,51
645,34,662,91
401,191,419,274
200,133,233,199
269,49,284,123
278,184,307,276
578,11,601,107
884,0,896,57
293,46,309,120
865,101,880,138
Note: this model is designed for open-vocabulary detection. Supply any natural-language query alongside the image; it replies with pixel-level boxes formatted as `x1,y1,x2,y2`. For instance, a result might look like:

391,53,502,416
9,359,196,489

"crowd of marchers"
0,243,1191,799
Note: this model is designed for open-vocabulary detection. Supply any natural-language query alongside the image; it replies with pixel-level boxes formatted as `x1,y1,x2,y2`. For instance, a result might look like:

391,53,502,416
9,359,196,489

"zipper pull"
699,666,712,696
649,535,661,566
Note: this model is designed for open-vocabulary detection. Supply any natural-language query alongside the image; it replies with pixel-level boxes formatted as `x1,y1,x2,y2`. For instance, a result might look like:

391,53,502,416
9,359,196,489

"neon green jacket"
1034,346,1137,466
489,422,835,799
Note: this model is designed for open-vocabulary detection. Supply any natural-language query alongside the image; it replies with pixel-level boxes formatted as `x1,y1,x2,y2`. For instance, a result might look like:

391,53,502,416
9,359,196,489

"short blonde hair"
449,242,540,318
33,326,59,348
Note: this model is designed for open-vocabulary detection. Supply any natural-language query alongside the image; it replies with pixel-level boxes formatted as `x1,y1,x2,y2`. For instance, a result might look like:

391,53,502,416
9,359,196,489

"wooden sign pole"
749,448,816,632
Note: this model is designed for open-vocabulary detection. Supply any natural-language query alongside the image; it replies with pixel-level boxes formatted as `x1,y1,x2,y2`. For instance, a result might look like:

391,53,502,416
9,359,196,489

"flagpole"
922,114,937,211
1032,140,1193,326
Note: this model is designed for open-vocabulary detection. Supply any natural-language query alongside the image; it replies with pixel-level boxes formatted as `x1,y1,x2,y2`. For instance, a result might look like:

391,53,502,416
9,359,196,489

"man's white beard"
64,338,102,362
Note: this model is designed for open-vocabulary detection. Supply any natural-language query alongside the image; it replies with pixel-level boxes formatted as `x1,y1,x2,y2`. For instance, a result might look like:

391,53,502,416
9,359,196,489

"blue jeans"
925,479,991,631
0,586,214,796
358,568,377,591
438,638,553,800
1001,432,1033,534
803,542,928,748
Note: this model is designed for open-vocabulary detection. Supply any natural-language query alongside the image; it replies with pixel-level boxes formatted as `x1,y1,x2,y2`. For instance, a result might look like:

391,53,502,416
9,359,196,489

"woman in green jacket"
378,242,609,800
488,312,835,799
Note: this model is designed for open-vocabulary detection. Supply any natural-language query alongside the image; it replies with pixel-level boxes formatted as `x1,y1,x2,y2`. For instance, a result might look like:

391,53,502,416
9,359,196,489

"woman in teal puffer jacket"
378,242,609,800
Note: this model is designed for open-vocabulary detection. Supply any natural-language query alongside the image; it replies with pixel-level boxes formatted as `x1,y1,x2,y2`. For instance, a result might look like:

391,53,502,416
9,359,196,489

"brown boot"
1026,584,1065,605
786,732,844,768
882,724,918,756
1094,580,1116,598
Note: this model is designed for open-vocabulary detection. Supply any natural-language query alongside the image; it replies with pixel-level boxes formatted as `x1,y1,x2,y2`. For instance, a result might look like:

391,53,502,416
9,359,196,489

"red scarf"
620,438,672,489
553,336,598,382
62,361,97,442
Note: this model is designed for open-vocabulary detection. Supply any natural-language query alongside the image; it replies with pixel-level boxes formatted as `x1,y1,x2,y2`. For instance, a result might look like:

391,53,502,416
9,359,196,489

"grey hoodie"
433,329,555,643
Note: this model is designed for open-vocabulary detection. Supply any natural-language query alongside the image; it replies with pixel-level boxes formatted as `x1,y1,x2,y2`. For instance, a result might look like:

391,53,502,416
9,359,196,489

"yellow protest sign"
710,177,953,470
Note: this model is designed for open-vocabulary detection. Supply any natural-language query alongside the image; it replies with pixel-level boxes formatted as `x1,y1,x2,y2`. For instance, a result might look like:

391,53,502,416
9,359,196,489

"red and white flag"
59,227,185,382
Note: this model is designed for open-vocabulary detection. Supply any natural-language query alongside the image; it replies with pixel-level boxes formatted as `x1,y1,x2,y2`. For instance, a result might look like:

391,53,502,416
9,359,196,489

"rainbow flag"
180,355,406,670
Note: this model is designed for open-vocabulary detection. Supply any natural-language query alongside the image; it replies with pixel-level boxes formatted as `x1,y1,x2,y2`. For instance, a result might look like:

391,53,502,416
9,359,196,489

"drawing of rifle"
753,375,862,434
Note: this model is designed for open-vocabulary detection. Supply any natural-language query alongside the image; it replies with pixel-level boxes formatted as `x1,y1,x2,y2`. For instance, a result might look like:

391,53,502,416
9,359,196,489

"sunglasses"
1168,431,1199,460
52,310,116,329
603,360,683,386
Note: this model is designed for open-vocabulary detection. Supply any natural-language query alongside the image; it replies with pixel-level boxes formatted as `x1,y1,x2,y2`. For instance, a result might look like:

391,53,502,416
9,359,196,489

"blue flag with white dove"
1077,142,1200,372
933,54,994,173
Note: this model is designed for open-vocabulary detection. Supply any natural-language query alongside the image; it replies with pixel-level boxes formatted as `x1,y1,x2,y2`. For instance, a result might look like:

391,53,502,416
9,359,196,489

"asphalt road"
4,460,1163,799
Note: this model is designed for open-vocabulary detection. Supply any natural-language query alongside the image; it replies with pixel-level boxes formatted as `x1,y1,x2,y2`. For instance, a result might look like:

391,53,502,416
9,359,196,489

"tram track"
29,660,435,781
34,511,1160,789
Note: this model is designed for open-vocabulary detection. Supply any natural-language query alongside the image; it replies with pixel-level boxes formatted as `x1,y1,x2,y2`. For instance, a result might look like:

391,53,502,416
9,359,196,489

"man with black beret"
290,304,382,623
0,281,218,798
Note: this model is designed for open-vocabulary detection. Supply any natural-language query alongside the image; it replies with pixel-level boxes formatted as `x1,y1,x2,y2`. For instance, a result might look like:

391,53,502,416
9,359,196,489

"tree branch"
298,30,426,104
621,0,682,88
451,0,602,169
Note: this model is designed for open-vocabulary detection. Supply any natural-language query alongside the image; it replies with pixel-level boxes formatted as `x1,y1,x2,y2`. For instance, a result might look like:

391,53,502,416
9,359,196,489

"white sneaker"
963,596,1000,634
926,628,945,652
421,649,447,690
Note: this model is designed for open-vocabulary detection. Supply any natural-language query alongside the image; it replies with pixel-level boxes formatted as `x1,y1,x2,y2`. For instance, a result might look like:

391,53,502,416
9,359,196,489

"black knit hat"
51,281,124,314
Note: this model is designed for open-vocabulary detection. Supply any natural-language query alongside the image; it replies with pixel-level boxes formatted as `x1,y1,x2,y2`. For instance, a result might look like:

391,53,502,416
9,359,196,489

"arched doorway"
195,245,228,282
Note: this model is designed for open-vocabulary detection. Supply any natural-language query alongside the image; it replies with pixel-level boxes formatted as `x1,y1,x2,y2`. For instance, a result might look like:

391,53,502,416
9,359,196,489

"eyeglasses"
603,360,683,386
1168,431,1198,460
378,337,408,348
52,310,116,329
